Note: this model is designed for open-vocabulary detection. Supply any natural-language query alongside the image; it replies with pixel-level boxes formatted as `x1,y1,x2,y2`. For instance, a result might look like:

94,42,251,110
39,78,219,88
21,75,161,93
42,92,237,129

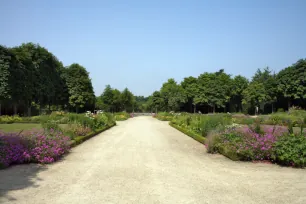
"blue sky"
1,0,305,96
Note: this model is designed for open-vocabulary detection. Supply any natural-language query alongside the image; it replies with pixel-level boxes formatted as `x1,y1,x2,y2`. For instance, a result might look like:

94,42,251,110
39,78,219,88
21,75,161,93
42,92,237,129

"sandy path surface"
1,117,306,204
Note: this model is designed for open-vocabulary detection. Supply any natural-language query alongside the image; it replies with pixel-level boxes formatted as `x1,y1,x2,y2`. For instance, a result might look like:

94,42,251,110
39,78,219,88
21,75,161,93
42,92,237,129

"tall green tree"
151,91,165,113
100,85,114,112
181,76,199,113
120,88,134,112
112,89,122,112
64,63,95,113
242,81,267,113
160,78,186,111
231,75,249,112
277,59,306,109
196,70,232,113
0,46,27,115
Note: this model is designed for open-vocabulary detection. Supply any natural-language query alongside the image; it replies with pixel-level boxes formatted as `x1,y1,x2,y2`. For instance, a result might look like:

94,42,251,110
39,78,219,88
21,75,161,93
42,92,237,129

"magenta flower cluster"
221,127,287,161
241,128,284,160
0,129,70,168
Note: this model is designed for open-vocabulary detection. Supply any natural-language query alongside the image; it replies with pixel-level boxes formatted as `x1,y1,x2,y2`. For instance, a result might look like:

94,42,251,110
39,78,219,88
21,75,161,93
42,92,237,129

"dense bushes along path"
0,117,305,204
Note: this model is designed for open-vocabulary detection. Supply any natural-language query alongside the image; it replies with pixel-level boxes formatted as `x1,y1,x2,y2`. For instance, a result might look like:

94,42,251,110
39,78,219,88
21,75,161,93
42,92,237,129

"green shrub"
156,112,174,121
67,123,92,137
205,132,222,153
171,113,232,137
114,112,130,121
67,113,95,129
199,114,232,137
169,122,205,144
272,133,306,167
0,115,22,124
94,113,109,128
41,120,61,131
103,112,115,125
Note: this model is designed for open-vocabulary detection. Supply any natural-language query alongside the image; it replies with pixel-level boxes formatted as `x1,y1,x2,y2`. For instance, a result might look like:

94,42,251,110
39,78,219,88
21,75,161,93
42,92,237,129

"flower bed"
206,126,306,167
0,111,117,169
0,130,70,168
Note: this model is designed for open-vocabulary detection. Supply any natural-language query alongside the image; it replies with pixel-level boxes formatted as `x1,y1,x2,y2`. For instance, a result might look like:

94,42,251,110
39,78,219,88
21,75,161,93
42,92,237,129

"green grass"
0,123,68,132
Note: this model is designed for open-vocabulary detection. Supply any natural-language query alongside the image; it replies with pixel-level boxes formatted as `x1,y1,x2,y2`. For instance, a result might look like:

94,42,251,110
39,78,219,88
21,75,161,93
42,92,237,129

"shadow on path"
0,164,47,202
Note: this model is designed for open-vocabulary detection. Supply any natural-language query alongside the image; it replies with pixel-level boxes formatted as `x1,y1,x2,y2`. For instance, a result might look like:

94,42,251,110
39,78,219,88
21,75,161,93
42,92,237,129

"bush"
0,115,22,124
41,120,61,131
206,124,306,167
114,112,130,121
272,133,306,167
67,123,92,137
170,113,232,137
67,113,95,129
205,132,222,153
155,112,174,121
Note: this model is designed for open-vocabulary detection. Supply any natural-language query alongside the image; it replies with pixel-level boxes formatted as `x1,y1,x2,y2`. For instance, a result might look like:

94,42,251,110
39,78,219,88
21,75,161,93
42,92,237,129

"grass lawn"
0,123,68,133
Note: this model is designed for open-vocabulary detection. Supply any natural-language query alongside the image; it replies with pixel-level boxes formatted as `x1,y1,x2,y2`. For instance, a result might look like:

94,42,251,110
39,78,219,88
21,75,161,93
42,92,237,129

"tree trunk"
0,103,1,116
272,103,274,113
288,100,291,110
194,104,196,113
76,106,79,113
213,105,215,113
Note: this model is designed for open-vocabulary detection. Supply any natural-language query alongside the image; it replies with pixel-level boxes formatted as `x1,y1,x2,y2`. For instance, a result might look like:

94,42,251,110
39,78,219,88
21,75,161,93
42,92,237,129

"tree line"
147,59,306,114
1,42,305,115
0,43,95,116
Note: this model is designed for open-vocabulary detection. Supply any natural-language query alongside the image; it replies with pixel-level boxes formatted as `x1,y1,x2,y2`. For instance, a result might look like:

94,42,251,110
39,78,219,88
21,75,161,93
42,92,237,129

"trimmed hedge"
70,122,116,147
169,122,205,144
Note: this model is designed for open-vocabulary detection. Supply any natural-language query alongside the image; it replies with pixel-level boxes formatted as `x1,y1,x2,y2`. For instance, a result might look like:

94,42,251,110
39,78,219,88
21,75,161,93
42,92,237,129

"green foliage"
231,75,249,112
67,113,95,129
41,120,61,131
160,79,186,111
169,122,205,144
277,59,306,107
114,112,130,121
156,112,174,121
242,81,267,107
196,70,232,112
272,133,306,167
170,113,232,137
64,63,95,112
120,88,135,112
205,132,222,153
0,115,22,124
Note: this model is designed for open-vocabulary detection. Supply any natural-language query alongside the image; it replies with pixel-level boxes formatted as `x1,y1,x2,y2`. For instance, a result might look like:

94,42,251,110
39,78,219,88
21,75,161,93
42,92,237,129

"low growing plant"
272,133,306,167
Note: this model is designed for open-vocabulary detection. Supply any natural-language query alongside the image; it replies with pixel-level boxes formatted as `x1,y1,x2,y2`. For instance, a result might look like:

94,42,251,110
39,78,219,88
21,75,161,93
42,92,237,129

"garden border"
169,122,206,144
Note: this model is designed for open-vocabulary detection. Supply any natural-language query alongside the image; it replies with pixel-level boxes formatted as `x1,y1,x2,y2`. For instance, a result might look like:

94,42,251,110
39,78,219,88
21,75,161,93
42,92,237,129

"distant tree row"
0,43,95,116
96,85,151,113
146,59,306,114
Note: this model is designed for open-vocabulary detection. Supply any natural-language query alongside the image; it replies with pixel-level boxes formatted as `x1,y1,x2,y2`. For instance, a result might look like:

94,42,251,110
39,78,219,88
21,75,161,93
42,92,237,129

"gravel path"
1,117,306,204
